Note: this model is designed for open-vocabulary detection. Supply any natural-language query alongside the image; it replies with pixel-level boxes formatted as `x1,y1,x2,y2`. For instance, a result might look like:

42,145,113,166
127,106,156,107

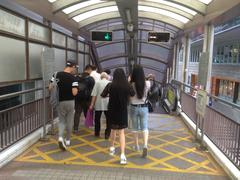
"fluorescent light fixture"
198,0,212,4
145,0,197,15
48,0,57,3
125,9,132,23
63,0,103,14
73,6,118,22
138,5,189,23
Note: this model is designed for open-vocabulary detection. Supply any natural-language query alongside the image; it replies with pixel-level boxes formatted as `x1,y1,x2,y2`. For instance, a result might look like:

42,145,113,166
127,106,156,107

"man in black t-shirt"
49,61,78,151
73,65,95,133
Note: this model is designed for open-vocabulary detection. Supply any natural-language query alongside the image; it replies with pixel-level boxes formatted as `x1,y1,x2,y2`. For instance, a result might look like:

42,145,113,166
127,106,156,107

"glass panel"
232,43,238,63
22,81,35,103
97,43,125,57
140,58,166,71
0,84,22,111
85,54,90,64
143,68,164,82
141,43,169,61
85,55,90,65
237,84,240,104
67,51,77,61
29,43,47,79
100,57,126,67
113,31,124,40
78,53,84,73
0,9,25,36
67,37,76,50
54,48,66,71
0,36,26,82
52,31,66,47
78,41,84,51
29,21,49,43
85,44,89,53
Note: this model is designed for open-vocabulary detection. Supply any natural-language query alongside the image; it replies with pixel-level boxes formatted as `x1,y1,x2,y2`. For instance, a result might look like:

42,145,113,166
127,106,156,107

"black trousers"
73,100,89,131
94,110,111,137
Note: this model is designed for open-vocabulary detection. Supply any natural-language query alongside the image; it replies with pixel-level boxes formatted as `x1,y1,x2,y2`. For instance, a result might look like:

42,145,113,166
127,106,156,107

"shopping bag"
85,109,93,128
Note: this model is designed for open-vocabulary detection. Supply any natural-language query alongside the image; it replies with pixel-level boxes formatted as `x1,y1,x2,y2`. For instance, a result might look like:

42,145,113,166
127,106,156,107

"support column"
202,24,214,92
182,35,191,84
172,43,177,80
175,42,180,81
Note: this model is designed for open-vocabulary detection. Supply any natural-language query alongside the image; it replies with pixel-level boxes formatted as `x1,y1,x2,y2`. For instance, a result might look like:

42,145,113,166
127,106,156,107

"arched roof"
45,0,213,84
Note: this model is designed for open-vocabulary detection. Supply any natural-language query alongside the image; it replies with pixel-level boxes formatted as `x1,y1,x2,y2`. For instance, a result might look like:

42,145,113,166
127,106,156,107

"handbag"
146,100,153,113
145,91,154,113
85,109,94,128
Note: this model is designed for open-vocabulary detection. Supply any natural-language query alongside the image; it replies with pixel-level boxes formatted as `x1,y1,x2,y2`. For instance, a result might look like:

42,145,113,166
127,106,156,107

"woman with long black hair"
101,68,134,164
129,65,151,158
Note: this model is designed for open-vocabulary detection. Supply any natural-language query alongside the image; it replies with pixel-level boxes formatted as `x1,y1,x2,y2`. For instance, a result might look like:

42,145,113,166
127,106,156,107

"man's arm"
72,87,78,96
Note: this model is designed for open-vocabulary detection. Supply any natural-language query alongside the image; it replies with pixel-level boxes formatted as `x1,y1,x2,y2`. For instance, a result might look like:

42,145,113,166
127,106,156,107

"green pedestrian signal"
104,33,111,41
91,31,112,42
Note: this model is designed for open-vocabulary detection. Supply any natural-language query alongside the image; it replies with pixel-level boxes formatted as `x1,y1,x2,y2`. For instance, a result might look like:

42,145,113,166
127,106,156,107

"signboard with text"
196,89,207,117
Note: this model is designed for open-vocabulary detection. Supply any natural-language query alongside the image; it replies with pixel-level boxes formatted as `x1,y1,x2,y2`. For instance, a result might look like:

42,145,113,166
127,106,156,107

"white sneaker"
109,146,115,156
120,154,127,165
65,139,70,146
58,137,66,151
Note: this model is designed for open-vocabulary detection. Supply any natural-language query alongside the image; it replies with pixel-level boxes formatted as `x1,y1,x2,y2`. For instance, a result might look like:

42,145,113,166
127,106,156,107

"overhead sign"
196,89,207,117
91,31,112,42
148,32,170,42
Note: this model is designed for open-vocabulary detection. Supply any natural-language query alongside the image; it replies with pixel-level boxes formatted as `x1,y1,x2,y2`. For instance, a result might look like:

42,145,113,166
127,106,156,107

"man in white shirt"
89,72,111,139
90,65,101,83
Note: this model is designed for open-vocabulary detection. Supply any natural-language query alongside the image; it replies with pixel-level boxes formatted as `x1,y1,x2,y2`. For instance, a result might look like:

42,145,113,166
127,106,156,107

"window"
0,84,21,111
214,42,240,64
237,84,240,105
218,79,235,102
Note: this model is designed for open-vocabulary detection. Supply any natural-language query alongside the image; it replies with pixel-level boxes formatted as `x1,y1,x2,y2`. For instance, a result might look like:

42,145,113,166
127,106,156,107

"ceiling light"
138,5,189,23
126,9,132,23
73,6,118,22
48,0,57,3
63,0,103,14
145,0,197,15
198,0,212,4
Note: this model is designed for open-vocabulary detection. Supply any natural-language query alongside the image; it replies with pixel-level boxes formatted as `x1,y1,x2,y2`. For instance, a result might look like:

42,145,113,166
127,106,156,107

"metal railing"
0,88,52,152
172,80,240,168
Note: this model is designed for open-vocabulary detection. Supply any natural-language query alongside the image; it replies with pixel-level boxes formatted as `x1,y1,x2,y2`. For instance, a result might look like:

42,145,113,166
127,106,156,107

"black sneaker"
142,147,148,158
58,137,66,151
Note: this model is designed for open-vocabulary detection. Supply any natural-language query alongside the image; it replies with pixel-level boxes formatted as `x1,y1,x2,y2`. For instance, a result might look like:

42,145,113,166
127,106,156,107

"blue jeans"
129,105,148,131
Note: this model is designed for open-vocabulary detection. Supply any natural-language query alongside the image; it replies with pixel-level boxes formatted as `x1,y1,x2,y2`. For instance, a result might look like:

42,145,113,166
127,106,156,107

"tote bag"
85,109,94,128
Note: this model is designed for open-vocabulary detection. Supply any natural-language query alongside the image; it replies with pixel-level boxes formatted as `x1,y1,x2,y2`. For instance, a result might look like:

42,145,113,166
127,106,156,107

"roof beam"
99,53,168,65
101,64,166,75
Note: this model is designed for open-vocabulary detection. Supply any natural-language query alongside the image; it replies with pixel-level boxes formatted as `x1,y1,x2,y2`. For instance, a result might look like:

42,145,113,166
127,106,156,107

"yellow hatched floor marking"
15,125,226,176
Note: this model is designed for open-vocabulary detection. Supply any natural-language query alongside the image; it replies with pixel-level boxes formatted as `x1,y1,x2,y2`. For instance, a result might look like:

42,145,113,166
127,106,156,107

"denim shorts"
129,105,148,131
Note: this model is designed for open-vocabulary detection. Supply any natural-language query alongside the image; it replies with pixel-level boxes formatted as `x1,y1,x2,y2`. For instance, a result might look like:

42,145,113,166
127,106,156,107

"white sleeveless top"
130,81,151,105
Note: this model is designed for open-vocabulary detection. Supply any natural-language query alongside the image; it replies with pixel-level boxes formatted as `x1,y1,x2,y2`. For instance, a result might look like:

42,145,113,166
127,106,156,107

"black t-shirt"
55,71,78,102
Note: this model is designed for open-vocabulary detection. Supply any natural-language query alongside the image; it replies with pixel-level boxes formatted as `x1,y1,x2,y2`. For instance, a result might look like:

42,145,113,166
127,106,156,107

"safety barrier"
172,80,240,169
0,88,52,152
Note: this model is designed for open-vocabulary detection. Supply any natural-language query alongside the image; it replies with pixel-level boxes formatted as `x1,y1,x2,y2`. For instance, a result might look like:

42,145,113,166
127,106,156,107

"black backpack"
76,75,94,100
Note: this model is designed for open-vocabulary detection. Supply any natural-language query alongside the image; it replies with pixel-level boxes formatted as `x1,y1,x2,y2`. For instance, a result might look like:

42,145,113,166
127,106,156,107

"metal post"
197,115,207,151
41,81,48,141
